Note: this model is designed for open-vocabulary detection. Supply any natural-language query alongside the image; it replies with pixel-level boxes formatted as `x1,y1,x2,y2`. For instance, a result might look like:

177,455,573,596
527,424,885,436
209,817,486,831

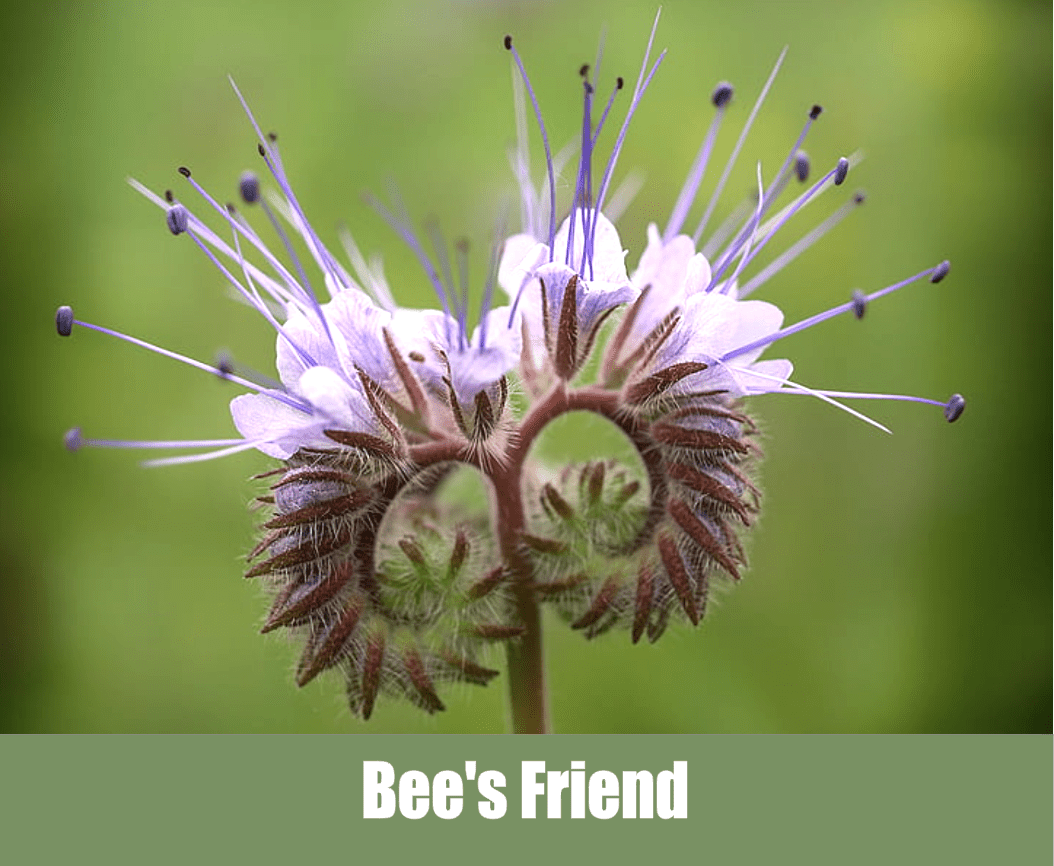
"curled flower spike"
58,16,964,730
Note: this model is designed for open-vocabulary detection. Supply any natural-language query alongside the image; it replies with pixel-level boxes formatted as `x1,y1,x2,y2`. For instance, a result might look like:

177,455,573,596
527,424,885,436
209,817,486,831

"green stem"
410,383,664,734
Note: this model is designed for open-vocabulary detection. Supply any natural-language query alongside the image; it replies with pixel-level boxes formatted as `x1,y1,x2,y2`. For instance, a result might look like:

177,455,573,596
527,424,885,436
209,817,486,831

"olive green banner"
0,736,1048,864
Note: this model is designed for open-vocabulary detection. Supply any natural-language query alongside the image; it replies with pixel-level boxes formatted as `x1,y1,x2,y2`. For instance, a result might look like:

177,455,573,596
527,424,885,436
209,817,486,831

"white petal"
275,307,342,388
498,236,547,299
325,289,394,386
229,393,324,460
298,365,374,432
551,210,628,285
632,223,698,296
684,253,712,295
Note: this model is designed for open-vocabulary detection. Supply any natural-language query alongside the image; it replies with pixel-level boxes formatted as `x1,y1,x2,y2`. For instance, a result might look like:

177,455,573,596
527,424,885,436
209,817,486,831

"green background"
1,0,1048,732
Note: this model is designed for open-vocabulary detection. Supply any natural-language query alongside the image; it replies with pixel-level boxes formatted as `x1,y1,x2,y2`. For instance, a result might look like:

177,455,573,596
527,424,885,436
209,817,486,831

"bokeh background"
1,0,1048,733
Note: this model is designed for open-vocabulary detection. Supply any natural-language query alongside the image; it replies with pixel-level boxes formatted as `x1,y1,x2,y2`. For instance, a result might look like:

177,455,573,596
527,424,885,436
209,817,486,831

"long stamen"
758,105,823,217
738,367,892,433
366,192,453,320
228,78,348,295
130,179,301,313
455,238,471,350
721,261,950,362
142,442,262,467
737,191,865,297
692,47,787,244
776,389,967,422
505,35,557,258
568,69,595,275
65,429,247,452
225,209,319,371
338,226,397,312
590,76,624,150
590,10,666,260
663,81,733,243
720,163,767,292
178,167,317,313
708,156,849,290
56,306,310,413
700,193,755,259
478,221,505,350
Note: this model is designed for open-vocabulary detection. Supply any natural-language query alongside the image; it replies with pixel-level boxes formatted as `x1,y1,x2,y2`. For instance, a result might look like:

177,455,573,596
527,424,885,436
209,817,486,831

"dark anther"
579,63,589,78
711,82,733,108
853,191,866,205
267,131,278,142
409,351,425,362
851,289,867,320
239,171,260,204
164,189,174,203
56,305,74,337
214,352,235,379
833,157,850,186
794,151,810,183
64,427,83,452
809,104,823,120
616,76,624,90
166,205,190,236
503,34,513,50
944,393,965,423
257,142,266,157
930,260,951,284
178,166,191,178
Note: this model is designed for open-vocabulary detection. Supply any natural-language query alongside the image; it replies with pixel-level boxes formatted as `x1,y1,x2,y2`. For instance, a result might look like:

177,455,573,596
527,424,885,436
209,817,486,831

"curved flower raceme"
57,19,964,729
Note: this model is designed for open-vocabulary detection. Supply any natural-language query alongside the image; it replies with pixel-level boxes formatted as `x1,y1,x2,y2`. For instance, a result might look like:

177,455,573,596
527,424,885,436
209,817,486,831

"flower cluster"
57,19,963,725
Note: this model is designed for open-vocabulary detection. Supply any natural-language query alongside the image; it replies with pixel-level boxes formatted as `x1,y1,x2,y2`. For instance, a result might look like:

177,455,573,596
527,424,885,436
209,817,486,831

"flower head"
57,17,964,727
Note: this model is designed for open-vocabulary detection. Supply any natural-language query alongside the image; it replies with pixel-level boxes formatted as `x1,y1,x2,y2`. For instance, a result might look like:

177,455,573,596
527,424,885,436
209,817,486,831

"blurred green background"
1,0,1048,733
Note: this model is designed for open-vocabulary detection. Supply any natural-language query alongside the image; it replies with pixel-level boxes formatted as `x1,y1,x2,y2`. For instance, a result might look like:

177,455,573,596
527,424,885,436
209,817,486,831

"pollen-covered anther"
851,289,868,320
166,204,190,235
711,81,733,108
794,151,810,182
833,157,850,186
944,393,966,422
930,260,951,283
56,306,74,337
64,427,83,452
214,351,235,379
239,171,260,204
